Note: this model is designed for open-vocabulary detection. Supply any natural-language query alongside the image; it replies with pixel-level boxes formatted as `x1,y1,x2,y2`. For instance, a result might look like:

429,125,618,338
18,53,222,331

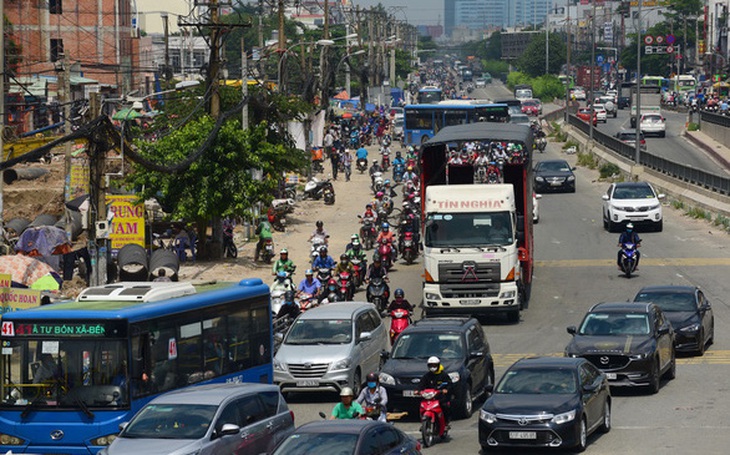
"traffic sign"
666,45,674,54
656,35,664,44
597,55,604,64
666,34,676,45
644,35,654,45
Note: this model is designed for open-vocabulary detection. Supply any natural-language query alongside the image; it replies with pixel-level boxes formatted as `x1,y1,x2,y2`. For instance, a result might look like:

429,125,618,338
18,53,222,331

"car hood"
664,311,700,330
484,394,579,415
608,197,659,207
276,342,352,364
566,335,655,355
382,357,462,378
536,171,573,179
108,438,201,455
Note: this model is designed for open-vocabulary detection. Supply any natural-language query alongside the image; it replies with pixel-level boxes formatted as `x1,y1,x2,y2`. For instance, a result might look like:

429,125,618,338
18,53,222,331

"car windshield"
538,161,571,173
523,101,537,106
619,133,637,140
496,368,577,394
122,404,217,439
273,433,359,455
612,184,655,199
392,333,464,360
425,212,513,247
635,292,697,312
285,319,352,345
579,313,651,336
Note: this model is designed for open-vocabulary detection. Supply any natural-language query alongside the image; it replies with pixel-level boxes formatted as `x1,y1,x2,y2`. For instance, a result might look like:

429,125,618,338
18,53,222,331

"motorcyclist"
271,270,295,292
334,253,355,276
356,373,389,422
319,278,342,303
276,290,301,320
387,288,414,313
365,255,389,283
346,239,367,263
254,215,273,262
376,223,397,258
361,203,377,225
330,387,364,420
617,222,642,270
312,246,336,271
345,234,360,252
393,151,406,168
406,146,417,162
356,145,369,162
382,179,397,198
272,248,296,276
309,220,329,246
369,159,383,178
402,166,418,183
373,192,388,217
419,356,453,427
296,269,322,298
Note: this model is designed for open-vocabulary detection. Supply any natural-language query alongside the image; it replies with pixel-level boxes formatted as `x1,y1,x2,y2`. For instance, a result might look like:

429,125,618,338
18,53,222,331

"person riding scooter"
313,246,336,271
387,288,413,313
276,290,301,320
254,215,273,262
356,373,389,422
617,223,641,270
272,249,296,276
419,356,453,428
330,387,364,420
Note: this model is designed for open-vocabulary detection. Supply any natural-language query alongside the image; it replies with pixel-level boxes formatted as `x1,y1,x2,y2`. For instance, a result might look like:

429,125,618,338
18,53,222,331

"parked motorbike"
223,226,237,258
419,387,449,448
619,242,639,278
312,158,325,174
367,277,390,315
400,231,418,265
304,177,330,200
284,182,297,200
323,181,336,205
389,308,411,345
357,158,368,173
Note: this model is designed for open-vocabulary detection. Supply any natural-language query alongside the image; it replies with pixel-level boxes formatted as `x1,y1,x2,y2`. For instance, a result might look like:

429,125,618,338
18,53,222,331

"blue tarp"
365,103,376,112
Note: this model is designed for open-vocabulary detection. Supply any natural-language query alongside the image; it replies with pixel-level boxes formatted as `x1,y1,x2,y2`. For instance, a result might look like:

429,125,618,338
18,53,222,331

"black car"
617,96,631,109
479,357,611,452
379,317,494,419
271,420,421,455
534,159,576,193
565,302,676,394
634,285,714,355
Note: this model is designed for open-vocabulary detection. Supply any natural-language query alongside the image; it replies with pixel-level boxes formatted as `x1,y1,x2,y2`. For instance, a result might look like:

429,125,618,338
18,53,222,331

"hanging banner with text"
0,274,42,315
106,195,146,251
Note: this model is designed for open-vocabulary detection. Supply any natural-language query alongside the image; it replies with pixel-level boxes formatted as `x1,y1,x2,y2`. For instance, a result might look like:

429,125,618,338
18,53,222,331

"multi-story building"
444,0,551,36
5,0,141,94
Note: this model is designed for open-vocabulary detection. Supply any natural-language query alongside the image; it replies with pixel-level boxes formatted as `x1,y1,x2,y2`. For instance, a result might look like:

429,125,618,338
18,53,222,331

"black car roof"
590,301,653,313
512,356,585,369
636,285,696,295
409,317,475,332
295,419,386,434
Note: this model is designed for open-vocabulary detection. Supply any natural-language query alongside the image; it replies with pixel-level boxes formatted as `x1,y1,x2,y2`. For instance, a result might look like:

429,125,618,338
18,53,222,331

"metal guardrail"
699,110,730,127
567,115,730,195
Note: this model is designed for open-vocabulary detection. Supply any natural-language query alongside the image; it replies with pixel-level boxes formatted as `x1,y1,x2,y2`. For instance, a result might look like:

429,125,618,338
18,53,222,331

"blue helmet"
382,222,390,230
277,271,287,279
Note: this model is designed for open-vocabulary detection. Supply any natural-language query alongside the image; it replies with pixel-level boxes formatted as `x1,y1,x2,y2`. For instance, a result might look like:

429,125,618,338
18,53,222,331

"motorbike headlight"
331,358,351,371
273,358,287,371
0,433,25,445
480,410,497,424
379,372,395,385
425,292,441,300
679,323,700,333
567,175,575,181
92,433,119,446
535,176,545,182
552,410,576,425
448,372,460,383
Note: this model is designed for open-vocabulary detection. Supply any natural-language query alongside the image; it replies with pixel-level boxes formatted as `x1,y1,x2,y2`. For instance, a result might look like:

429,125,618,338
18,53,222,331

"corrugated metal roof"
9,77,48,97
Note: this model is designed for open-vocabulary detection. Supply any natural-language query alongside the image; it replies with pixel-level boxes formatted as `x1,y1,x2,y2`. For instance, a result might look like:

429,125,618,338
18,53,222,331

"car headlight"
331,358,350,370
425,292,441,300
565,353,579,358
448,372,460,383
679,323,700,333
567,175,575,181
379,372,395,385
535,176,545,182
0,433,25,445
480,409,497,424
629,352,651,360
273,358,287,371
92,434,119,446
552,410,576,424
648,204,661,210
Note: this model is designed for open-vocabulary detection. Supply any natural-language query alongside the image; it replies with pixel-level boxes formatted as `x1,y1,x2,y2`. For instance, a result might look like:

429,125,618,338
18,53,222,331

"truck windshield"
1,338,129,409
425,212,513,247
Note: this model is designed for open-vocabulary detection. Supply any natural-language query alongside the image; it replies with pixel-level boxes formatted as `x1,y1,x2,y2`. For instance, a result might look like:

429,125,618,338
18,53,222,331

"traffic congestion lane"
287,109,730,454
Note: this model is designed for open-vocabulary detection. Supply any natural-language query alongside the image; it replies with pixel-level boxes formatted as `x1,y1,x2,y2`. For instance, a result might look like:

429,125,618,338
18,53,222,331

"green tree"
485,31,502,61
515,32,566,77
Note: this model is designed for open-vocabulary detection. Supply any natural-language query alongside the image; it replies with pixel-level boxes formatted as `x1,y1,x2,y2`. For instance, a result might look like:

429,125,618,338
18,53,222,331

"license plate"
605,373,617,380
460,299,480,305
403,390,418,397
296,380,319,387
550,182,562,186
509,431,537,440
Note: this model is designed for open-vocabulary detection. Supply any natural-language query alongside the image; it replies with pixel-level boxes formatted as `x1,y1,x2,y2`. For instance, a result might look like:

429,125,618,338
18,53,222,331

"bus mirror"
516,215,525,232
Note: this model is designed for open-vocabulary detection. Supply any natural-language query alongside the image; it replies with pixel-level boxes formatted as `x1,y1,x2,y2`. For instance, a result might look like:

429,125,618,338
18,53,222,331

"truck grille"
287,363,330,378
438,262,500,284
440,283,500,299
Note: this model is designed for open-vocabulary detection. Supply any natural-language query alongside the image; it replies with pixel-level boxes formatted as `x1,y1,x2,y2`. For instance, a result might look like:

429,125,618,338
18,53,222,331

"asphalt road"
285,101,730,454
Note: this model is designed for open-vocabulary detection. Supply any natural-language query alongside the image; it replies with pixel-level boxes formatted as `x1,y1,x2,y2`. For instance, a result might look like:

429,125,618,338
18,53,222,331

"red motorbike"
389,308,411,345
381,152,391,171
419,388,448,448
350,258,366,288
338,271,354,300
400,231,418,265
377,240,394,270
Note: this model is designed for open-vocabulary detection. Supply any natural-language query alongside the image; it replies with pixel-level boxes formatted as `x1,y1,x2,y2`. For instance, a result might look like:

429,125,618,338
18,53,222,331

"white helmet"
340,387,355,397
427,356,440,365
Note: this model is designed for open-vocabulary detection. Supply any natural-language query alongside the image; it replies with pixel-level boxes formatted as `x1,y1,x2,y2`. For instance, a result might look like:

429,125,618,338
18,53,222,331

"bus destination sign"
1,320,126,338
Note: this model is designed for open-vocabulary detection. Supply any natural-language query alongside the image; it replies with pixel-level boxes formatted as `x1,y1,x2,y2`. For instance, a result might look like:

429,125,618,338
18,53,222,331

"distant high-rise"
444,0,550,36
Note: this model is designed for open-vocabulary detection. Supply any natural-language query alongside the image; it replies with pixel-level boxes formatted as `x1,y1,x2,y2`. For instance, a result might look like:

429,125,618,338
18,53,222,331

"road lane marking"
536,258,730,267
493,351,730,367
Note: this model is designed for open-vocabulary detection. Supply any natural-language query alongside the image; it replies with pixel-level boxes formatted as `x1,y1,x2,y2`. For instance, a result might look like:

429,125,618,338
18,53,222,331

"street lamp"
277,39,334,94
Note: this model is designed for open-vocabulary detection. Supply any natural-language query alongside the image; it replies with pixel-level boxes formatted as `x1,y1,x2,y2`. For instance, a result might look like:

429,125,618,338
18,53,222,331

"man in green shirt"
330,387,364,419
272,249,296,276
254,216,273,262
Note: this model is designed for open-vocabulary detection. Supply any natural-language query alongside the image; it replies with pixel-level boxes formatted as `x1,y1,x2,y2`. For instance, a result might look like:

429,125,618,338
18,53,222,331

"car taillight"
290,410,295,424
640,139,646,145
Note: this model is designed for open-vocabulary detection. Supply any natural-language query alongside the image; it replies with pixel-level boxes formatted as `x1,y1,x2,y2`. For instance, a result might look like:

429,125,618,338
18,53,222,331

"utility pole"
635,0,642,167
320,0,330,108
162,14,170,82
242,35,249,130
589,0,596,143
209,0,221,118
62,55,73,200
278,0,285,52
345,23,352,97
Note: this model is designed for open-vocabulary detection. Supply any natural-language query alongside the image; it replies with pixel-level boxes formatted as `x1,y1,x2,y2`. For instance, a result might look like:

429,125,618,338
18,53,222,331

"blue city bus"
0,279,272,454
403,103,510,146
417,86,443,104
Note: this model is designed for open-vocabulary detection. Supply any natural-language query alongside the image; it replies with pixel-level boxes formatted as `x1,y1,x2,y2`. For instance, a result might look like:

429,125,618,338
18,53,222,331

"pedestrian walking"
330,148,340,180
341,148,353,182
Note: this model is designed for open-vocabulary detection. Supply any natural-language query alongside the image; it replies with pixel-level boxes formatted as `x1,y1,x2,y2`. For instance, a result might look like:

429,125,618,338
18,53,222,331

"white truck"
422,184,526,323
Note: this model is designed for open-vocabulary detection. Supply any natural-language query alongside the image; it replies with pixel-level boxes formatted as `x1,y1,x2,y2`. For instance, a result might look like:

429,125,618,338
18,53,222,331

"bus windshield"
2,337,129,409
425,212,513,247
418,89,443,104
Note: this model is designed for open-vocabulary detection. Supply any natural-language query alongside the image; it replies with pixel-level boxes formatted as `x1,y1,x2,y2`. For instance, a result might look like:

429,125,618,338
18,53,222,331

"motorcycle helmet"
351,234,358,241
284,290,295,303
376,191,384,199
394,288,404,298
340,387,355,397
407,166,413,171
279,248,288,255
382,222,390,231
328,279,338,291
626,223,634,231
427,356,441,372
373,254,382,263
340,253,348,261
305,269,314,276
367,372,379,389
366,203,373,208
316,220,324,229
276,271,287,279
373,159,379,164
396,151,402,157
319,246,328,254
384,179,391,186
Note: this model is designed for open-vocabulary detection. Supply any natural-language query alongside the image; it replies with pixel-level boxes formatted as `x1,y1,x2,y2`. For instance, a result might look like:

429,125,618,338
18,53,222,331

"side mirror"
470,351,484,359
217,423,240,438
318,411,327,419
571,167,577,171
485,384,494,394
657,193,666,199
359,331,372,342
601,195,609,201
380,350,390,360
535,194,542,200
658,326,670,335
567,326,577,335
119,422,129,432
274,332,284,343
582,383,599,393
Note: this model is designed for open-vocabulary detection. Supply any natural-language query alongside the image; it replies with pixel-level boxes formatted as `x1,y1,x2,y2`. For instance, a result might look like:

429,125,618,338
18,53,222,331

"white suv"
639,113,666,137
602,182,665,232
